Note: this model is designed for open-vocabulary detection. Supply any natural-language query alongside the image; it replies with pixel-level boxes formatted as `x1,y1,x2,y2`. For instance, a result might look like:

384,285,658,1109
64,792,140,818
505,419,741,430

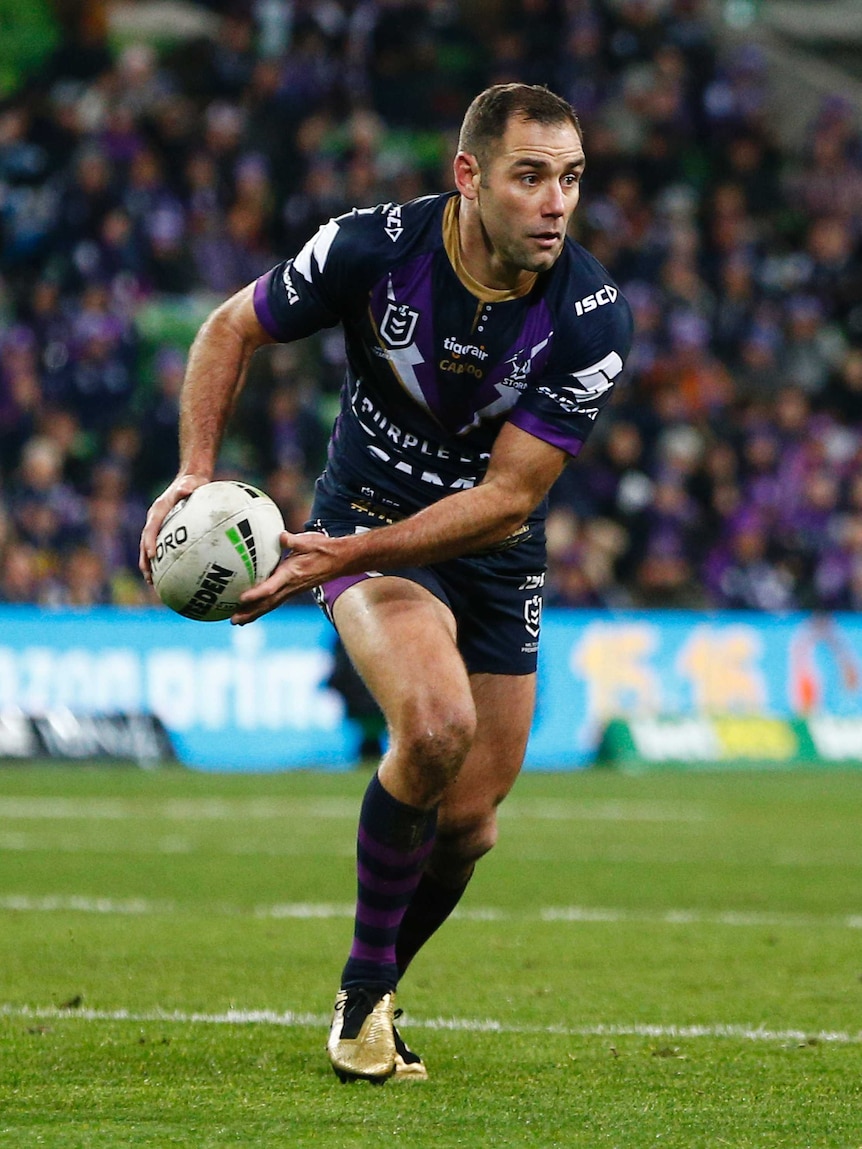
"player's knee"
394,701,476,795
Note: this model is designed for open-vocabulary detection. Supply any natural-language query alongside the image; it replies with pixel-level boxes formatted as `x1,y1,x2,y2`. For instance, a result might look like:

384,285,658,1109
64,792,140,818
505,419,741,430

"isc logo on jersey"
574,285,618,317
282,264,300,305
384,204,403,242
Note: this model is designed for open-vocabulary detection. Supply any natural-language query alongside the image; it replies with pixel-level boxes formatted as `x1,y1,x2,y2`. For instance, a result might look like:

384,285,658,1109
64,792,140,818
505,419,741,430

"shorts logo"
519,573,545,591
524,593,543,638
380,302,420,348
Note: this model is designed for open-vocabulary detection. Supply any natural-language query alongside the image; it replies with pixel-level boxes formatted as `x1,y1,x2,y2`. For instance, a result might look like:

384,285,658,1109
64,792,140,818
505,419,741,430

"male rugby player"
141,83,633,1083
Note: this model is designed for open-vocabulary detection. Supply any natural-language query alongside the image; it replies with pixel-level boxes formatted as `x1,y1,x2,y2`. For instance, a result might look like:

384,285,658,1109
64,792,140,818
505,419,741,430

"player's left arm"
231,423,568,624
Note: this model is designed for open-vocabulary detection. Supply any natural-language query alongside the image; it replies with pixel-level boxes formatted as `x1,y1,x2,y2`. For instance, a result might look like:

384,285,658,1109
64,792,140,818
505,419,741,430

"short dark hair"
458,84,582,169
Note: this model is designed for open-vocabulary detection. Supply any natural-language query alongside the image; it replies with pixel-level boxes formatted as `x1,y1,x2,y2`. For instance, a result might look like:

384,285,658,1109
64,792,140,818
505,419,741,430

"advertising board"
1,607,860,770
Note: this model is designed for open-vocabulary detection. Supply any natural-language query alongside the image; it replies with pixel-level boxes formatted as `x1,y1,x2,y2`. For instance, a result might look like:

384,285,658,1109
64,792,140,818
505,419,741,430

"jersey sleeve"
507,284,633,457
252,214,362,342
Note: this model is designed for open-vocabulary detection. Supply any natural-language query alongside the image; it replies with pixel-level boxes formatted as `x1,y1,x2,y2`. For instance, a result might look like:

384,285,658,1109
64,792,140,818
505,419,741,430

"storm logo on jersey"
498,349,532,391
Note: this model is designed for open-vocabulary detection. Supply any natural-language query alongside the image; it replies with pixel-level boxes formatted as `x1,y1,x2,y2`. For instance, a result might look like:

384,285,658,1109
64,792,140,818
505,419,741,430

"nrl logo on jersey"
380,302,420,348
573,284,618,317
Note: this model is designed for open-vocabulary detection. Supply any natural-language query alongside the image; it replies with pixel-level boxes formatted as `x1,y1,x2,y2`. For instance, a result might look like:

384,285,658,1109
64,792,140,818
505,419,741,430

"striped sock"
341,772,437,991
395,868,472,978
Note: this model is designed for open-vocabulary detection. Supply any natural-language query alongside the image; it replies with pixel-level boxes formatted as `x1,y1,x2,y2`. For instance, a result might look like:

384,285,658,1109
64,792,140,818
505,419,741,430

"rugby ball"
151,481,285,621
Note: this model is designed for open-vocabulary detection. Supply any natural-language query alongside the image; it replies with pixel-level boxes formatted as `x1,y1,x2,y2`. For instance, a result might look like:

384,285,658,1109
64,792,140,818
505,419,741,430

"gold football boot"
327,988,397,1083
392,1014,428,1081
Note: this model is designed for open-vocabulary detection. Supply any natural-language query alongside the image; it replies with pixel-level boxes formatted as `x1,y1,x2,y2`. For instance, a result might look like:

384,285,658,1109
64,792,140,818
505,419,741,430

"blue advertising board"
0,606,354,769
1,606,861,770
530,610,862,768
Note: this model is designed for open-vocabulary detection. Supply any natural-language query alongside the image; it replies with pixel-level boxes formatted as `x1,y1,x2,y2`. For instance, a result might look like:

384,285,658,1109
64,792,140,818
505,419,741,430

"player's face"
473,116,585,281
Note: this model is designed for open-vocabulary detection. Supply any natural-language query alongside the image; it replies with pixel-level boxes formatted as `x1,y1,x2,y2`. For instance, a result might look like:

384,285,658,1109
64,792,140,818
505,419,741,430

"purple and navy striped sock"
341,772,437,991
395,868,472,978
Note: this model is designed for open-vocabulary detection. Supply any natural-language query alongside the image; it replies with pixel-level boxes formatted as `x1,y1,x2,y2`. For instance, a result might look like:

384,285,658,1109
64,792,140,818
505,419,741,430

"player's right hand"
138,473,211,584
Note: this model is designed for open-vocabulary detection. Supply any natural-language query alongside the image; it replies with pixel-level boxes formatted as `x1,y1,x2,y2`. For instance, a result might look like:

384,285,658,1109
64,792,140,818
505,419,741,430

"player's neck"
444,197,536,302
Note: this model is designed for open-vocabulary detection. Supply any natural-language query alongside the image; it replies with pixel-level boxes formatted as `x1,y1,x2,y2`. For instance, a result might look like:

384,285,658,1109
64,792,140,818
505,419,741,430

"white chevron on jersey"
562,350,624,402
293,217,341,281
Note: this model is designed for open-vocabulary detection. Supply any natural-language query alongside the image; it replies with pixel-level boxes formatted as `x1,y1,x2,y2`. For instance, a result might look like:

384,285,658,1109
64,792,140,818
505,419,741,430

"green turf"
1,764,861,1147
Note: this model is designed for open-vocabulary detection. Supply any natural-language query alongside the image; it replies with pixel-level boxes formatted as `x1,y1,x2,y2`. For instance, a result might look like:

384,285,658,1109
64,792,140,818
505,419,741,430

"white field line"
1,894,861,931
0,894,172,915
0,797,706,823
1,1003,860,1046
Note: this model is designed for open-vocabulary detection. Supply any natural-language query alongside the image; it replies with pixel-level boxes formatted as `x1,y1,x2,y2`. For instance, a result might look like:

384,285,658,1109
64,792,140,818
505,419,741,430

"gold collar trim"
442,197,538,303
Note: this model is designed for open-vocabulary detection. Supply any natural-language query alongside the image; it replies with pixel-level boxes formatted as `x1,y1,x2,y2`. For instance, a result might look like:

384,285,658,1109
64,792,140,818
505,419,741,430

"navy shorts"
309,508,547,676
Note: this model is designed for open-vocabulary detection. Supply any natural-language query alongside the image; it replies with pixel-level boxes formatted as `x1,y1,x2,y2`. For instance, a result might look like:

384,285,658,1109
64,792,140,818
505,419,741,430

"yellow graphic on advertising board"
678,627,766,713
712,716,798,759
573,624,660,720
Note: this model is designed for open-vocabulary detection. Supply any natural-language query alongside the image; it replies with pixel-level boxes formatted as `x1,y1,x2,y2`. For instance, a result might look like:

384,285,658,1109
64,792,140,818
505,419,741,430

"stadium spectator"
42,543,111,606
0,0,859,616
0,540,47,604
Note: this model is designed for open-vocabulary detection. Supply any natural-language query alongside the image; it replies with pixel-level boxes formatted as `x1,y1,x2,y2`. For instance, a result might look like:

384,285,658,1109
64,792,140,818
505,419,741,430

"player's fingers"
138,529,151,581
239,569,284,603
230,586,290,626
237,531,323,603
138,476,209,579
139,497,176,581
138,500,168,582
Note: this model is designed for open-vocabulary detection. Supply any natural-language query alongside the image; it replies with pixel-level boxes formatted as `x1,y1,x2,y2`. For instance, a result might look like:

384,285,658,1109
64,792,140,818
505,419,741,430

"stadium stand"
1,0,860,611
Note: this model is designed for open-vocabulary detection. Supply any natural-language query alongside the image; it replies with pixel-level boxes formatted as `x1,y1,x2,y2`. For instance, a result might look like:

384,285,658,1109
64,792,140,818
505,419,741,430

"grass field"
1,762,861,1148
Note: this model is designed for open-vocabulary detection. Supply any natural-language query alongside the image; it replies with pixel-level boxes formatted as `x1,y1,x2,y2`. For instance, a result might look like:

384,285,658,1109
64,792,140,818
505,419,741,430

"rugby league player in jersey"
141,83,633,1083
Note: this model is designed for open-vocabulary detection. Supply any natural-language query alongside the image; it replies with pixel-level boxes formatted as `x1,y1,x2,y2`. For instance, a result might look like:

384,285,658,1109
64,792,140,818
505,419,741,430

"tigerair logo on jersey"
573,284,618,316
442,337,488,361
440,336,488,377
380,302,420,348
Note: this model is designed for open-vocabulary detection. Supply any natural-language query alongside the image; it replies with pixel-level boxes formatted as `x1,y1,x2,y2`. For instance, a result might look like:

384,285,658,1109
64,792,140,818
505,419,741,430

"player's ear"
454,152,481,200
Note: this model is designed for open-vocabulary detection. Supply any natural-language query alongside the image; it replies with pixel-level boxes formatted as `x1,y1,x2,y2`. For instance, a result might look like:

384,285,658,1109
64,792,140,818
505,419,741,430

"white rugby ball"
151,481,285,621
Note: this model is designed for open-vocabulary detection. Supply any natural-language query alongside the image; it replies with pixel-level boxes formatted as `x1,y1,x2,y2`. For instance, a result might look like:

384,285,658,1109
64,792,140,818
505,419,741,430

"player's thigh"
437,671,536,832
331,575,475,740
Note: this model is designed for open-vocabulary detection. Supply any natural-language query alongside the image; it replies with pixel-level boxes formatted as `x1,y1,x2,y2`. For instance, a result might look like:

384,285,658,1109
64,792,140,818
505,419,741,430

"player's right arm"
138,283,274,582
139,213,358,583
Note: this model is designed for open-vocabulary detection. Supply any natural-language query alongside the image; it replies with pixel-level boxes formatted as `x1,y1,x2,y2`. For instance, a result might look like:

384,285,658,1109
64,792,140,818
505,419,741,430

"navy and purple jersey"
253,192,633,528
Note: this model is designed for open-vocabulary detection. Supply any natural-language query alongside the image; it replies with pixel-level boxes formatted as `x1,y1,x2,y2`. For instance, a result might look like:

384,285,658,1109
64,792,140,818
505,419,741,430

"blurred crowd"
1,0,861,612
